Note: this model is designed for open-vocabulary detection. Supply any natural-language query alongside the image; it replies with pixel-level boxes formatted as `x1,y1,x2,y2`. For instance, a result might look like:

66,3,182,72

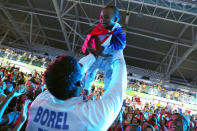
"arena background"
0,0,197,113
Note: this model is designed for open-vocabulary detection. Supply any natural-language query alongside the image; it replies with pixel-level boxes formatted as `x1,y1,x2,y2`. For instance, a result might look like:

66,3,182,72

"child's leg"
83,64,99,95
103,58,114,91
103,65,113,91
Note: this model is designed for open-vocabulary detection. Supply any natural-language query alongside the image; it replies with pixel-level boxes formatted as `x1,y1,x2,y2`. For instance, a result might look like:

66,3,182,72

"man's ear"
75,81,81,87
114,16,119,22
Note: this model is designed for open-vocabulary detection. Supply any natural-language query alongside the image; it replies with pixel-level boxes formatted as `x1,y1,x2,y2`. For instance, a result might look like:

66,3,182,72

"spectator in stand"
159,113,168,131
141,120,149,130
0,85,6,101
148,114,162,131
190,116,197,131
4,74,16,95
166,102,171,111
131,115,141,125
142,124,155,131
15,72,24,85
156,101,161,108
173,90,179,101
125,124,141,131
168,113,189,131
0,47,52,68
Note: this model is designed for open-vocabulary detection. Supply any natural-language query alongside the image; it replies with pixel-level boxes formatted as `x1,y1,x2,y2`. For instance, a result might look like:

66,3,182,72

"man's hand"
21,99,31,122
12,85,26,97
9,99,31,131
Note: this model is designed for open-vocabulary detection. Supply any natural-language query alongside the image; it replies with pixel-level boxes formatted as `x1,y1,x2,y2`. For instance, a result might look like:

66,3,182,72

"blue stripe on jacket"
109,27,126,50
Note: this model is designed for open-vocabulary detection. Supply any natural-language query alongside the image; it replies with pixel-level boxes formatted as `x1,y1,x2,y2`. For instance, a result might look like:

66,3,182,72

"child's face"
100,8,117,28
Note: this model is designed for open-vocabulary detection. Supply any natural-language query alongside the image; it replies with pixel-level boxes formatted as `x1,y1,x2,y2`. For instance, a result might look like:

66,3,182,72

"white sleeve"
101,35,112,47
78,53,96,74
78,58,127,129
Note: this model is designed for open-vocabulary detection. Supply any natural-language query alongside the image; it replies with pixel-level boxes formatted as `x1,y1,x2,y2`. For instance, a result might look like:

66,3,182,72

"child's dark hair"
103,5,120,21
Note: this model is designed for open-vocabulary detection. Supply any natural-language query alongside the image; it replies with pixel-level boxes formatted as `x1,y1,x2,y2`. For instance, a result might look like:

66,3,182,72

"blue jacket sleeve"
109,28,126,50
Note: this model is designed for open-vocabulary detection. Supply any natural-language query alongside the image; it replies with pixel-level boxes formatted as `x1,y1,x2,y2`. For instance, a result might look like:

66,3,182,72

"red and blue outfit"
79,23,126,93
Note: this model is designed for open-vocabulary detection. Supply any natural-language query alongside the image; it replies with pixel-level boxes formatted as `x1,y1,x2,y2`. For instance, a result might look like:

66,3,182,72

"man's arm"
0,91,15,119
0,85,24,119
10,100,31,131
0,90,16,126
80,58,127,129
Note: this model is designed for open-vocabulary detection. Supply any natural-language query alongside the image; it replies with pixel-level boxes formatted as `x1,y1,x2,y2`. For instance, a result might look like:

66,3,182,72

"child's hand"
86,36,104,56
95,45,104,56
94,36,101,46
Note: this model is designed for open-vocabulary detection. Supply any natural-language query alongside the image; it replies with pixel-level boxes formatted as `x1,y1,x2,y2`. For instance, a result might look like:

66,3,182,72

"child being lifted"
79,5,126,96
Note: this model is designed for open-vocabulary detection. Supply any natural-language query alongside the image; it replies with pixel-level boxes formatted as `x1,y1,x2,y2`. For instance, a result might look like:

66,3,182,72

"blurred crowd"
108,98,197,131
81,83,197,131
128,80,197,105
0,47,196,130
81,79,197,130
0,48,52,68
0,60,46,130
